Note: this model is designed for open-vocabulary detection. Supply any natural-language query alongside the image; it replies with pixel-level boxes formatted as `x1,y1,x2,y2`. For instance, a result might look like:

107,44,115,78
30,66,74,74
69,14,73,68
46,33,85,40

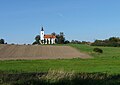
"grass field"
1,44,120,85
0,44,120,74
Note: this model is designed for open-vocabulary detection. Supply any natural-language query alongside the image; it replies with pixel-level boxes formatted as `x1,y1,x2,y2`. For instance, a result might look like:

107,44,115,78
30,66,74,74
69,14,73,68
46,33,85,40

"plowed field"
0,44,91,60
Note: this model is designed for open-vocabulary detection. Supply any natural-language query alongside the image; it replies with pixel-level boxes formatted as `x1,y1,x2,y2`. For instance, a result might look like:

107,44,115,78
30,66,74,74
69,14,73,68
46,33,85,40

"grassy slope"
69,44,120,59
0,44,120,74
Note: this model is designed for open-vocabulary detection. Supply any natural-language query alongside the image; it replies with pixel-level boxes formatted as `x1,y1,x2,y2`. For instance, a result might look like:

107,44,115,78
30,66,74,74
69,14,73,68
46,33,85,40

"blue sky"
0,0,120,44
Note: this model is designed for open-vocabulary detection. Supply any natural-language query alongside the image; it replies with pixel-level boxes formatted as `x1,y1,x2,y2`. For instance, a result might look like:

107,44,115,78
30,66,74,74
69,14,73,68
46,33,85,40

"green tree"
35,35,40,44
56,32,65,44
60,32,65,44
109,37,120,42
0,39,5,44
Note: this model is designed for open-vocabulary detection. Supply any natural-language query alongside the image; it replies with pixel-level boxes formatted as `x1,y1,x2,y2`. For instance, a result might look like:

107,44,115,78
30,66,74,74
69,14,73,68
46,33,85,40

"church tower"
40,27,44,44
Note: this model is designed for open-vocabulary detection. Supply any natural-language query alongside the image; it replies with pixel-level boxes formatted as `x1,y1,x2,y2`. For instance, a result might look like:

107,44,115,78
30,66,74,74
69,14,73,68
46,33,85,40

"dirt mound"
0,44,91,60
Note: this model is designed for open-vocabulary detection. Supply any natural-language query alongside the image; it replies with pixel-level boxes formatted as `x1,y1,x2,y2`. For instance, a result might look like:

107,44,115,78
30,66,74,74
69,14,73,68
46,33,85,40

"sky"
0,0,120,44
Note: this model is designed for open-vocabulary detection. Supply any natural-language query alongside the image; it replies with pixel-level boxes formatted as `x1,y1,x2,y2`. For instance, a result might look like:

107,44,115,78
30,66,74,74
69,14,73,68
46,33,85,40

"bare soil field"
0,44,91,60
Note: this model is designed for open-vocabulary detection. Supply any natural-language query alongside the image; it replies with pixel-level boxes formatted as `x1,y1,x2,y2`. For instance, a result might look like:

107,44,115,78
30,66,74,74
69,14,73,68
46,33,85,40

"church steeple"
41,27,44,31
40,27,45,44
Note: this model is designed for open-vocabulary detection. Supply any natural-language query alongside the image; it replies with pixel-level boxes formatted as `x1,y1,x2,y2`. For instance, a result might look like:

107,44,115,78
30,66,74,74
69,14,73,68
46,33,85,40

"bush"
93,48,103,53
64,40,70,44
0,71,120,85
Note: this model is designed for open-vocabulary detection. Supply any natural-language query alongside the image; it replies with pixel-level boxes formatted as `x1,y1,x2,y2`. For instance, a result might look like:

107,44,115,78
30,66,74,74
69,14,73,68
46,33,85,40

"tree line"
70,40,91,45
91,37,120,47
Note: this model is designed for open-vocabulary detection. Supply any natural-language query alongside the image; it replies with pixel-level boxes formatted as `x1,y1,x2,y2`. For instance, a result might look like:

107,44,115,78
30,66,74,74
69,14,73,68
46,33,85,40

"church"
40,27,56,44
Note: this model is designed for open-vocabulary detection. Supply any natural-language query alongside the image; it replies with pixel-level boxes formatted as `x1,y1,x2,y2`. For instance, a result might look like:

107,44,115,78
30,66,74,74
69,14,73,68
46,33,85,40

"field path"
0,44,91,60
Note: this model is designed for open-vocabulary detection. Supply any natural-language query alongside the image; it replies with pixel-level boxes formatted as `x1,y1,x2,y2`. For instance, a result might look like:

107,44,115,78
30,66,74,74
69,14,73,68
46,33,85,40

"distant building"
40,27,56,44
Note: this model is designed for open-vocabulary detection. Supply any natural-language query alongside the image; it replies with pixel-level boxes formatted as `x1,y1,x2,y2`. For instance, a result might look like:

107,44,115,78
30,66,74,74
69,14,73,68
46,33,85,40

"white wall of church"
51,38,55,44
45,39,47,44
44,38,56,44
40,31,44,40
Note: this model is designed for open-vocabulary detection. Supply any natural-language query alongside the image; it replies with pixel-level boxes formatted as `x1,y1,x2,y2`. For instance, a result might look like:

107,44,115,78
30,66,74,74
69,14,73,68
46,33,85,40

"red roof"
44,35,56,39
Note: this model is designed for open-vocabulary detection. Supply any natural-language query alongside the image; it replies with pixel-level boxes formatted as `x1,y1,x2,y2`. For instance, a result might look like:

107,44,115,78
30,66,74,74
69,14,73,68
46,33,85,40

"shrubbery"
93,48,103,53
0,71,120,85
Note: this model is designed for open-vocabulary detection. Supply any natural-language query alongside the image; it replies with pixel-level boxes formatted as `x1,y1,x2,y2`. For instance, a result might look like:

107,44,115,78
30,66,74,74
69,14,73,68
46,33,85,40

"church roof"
44,34,56,39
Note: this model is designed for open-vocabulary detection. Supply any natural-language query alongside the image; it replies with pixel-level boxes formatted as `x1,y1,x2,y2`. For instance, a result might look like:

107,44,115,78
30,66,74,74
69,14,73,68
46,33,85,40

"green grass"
0,58,120,74
69,44,120,59
0,44,120,74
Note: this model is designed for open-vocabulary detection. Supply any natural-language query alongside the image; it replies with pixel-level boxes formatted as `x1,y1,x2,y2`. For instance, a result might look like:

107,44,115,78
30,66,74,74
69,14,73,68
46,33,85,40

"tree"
35,35,40,41
56,32,65,44
0,39,5,44
60,32,65,44
35,35,40,44
109,37,120,42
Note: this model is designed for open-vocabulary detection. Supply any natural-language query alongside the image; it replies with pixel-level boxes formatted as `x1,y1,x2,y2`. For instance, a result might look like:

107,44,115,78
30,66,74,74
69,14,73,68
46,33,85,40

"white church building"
40,27,56,44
